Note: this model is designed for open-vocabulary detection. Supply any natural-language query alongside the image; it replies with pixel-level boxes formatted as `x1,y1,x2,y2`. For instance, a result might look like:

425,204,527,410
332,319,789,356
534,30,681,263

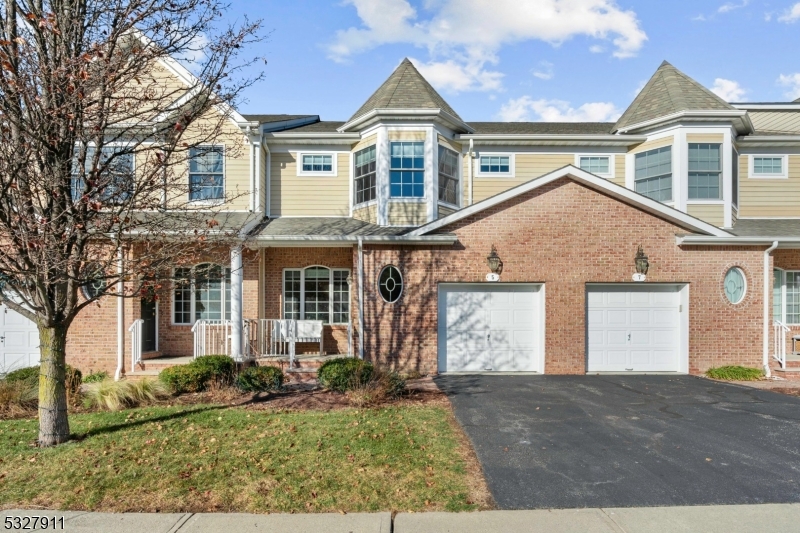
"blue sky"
222,0,800,122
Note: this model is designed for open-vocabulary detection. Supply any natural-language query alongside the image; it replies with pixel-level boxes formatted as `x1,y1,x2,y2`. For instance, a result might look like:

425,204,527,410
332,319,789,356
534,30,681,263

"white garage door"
587,285,684,373
1,301,40,373
438,284,543,373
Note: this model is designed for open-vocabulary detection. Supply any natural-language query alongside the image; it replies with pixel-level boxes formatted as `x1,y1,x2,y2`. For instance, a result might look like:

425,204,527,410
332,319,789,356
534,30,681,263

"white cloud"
176,32,209,70
778,73,800,100
778,3,800,22
498,96,622,122
410,57,504,92
718,0,749,14
710,78,747,102
329,0,647,92
532,61,554,80
589,44,605,53
692,14,707,21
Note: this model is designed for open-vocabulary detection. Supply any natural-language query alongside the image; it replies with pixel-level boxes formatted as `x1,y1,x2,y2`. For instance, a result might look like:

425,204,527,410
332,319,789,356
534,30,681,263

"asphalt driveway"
436,374,800,509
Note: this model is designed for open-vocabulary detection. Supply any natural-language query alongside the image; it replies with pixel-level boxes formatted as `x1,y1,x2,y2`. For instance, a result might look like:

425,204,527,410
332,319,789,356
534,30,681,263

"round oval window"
378,265,403,303
81,263,107,301
724,267,746,304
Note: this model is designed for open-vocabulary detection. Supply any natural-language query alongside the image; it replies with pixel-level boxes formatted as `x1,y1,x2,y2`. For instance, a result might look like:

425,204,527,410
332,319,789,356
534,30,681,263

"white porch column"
230,244,244,361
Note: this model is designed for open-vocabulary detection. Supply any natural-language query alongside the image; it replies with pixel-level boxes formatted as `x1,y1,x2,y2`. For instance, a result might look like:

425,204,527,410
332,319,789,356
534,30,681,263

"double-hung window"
579,156,611,177
189,146,224,201
634,146,672,202
173,263,232,324
354,145,376,204
688,143,722,200
438,146,459,206
390,142,424,198
72,145,135,203
751,155,787,178
283,267,350,324
774,269,800,325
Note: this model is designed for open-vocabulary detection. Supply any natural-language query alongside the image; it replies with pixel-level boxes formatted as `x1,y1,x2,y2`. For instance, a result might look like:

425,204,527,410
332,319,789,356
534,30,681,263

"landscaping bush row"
159,355,285,394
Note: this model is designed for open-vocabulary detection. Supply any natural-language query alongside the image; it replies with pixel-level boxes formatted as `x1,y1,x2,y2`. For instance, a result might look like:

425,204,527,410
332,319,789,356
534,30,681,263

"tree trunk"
37,325,70,446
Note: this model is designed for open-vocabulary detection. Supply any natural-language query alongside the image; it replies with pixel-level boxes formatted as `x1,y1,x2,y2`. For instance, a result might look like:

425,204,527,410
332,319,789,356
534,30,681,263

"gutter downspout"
115,246,124,381
358,237,364,360
764,240,779,378
468,138,474,206
265,142,271,218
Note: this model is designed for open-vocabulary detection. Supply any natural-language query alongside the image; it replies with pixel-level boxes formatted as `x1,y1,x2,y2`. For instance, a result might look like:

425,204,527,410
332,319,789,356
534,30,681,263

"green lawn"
0,404,479,513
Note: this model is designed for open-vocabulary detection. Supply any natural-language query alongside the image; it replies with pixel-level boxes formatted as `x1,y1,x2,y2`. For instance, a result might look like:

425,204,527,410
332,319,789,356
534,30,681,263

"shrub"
345,369,406,408
84,371,110,384
5,365,82,393
317,358,374,392
0,379,38,416
83,378,170,411
192,355,236,386
706,366,763,381
236,366,284,392
159,364,212,394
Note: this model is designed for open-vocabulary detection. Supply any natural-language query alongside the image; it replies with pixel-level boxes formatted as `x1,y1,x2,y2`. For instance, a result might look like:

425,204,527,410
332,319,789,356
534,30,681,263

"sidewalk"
3,503,799,532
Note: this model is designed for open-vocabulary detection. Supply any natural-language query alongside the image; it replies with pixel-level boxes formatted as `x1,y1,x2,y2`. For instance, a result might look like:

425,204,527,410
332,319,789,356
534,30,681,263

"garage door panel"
0,303,40,372
441,284,541,373
587,287,682,373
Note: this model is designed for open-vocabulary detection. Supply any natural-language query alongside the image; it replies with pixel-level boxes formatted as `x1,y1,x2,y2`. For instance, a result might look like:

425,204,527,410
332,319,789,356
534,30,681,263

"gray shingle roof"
242,114,317,124
731,219,800,237
467,122,615,135
349,58,461,122
614,61,734,131
273,121,346,133
127,212,262,234
251,217,410,237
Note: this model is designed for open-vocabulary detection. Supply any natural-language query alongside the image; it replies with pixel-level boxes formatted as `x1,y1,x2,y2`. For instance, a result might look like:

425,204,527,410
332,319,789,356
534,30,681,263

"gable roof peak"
347,57,462,124
614,60,734,132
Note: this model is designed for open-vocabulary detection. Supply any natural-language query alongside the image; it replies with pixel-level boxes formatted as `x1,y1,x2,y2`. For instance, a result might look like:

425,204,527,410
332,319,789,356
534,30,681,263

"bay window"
438,146,459,206
390,142,424,198
688,143,722,200
634,146,672,202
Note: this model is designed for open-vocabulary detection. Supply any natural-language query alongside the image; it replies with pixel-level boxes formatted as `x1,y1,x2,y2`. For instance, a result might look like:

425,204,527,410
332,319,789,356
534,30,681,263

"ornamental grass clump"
706,366,764,381
83,378,170,411
0,378,38,417
345,369,406,408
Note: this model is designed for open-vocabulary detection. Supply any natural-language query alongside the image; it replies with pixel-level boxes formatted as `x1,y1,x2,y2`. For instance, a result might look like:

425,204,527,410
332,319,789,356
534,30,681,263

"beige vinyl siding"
687,204,724,227
438,205,456,218
748,111,800,134
738,154,800,217
629,136,674,154
438,134,462,153
388,201,427,226
472,153,573,203
353,204,377,224
388,131,427,141
686,133,724,144
352,134,377,152
269,151,350,216
613,155,626,187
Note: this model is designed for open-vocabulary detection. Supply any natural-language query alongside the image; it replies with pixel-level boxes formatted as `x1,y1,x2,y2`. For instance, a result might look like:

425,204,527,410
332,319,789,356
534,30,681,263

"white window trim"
171,264,231,326
282,266,351,325
297,151,338,177
748,154,788,179
724,266,747,305
575,154,614,180
188,145,226,203
475,153,515,178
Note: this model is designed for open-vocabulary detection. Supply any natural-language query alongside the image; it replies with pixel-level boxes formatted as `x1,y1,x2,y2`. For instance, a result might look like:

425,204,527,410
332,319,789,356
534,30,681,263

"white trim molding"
748,154,789,179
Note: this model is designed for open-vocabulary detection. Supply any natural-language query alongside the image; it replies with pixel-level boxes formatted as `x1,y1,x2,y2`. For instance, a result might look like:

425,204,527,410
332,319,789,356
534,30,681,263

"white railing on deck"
774,320,790,370
129,319,144,372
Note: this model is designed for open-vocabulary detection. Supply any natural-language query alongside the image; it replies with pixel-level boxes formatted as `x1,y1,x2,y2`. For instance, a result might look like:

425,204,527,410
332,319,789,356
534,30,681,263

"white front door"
439,284,543,372
1,302,40,373
587,285,684,373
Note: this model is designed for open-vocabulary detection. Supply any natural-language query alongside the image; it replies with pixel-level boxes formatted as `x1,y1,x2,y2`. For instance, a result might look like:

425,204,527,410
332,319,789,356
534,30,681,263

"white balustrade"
774,320,789,370
128,319,144,372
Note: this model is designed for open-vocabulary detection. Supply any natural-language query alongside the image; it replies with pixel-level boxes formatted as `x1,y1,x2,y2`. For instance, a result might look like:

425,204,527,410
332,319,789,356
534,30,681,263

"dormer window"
390,142,424,198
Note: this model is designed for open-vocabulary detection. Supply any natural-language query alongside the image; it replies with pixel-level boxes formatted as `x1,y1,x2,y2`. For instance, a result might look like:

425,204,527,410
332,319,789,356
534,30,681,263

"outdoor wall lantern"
633,245,649,282
486,245,502,282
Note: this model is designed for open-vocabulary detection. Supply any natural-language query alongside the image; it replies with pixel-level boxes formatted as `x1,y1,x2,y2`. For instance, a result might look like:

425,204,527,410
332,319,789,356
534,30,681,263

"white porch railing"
194,318,354,368
773,320,790,370
129,319,144,372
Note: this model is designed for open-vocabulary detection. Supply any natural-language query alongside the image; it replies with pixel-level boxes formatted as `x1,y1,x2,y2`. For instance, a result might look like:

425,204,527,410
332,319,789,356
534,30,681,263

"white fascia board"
676,235,800,248
615,110,751,134
339,109,474,134
456,134,647,146
250,234,456,246
265,132,360,145
737,136,800,142
408,165,732,238
732,104,800,110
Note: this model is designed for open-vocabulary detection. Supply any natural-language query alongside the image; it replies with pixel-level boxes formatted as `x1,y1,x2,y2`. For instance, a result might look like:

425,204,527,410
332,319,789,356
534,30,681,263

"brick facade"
355,178,766,375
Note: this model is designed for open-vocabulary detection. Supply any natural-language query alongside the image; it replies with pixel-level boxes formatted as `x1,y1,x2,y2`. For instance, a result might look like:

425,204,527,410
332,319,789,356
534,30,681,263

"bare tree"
0,0,263,445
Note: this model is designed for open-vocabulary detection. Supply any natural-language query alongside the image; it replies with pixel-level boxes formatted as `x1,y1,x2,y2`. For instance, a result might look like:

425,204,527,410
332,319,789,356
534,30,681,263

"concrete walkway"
4,504,800,532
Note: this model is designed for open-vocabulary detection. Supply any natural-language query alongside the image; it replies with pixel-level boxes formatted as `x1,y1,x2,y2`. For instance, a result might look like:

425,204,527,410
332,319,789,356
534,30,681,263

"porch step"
136,356,194,371
124,370,161,381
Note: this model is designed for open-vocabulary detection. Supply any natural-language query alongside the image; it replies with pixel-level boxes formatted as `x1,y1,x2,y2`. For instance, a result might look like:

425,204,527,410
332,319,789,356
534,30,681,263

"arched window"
283,266,350,324
173,263,231,324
